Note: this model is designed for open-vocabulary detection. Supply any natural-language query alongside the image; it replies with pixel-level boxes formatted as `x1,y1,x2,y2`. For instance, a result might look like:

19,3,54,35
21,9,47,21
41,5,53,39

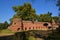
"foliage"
52,16,59,23
10,3,36,22
28,36,35,40
38,12,52,22
10,3,60,23
0,21,9,30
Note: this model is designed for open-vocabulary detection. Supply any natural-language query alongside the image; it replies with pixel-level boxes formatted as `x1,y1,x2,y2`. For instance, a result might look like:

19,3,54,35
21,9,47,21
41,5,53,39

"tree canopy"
38,12,52,22
10,3,60,23
11,3,36,22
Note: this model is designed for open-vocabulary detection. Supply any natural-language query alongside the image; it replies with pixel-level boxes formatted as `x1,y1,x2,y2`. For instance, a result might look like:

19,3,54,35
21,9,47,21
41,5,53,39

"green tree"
52,16,59,23
0,23,4,30
0,21,9,30
10,3,36,22
39,12,52,22
3,21,9,29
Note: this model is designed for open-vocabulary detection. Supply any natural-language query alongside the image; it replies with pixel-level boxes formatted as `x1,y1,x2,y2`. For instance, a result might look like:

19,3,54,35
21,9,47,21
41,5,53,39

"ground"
0,29,14,36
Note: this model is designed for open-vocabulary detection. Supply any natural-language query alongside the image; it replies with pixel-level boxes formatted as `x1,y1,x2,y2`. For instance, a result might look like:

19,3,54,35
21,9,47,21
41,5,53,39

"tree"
3,21,9,29
10,3,36,22
0,23,4,30
52,16,59,23
38,12,52,22
0,21,9,30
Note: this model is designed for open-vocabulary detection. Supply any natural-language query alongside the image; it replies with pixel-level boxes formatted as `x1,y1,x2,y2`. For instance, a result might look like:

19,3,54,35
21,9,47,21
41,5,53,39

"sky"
0,0,58,23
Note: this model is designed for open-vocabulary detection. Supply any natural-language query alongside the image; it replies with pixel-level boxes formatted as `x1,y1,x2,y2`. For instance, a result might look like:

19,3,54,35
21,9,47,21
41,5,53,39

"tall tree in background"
10,3,53,23
10,3,36,22
0,21,9,30
39,12,52,22
3,21,9,29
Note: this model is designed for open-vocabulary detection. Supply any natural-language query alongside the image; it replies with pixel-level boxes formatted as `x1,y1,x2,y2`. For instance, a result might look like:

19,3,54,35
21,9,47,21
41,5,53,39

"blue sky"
0,0,58,23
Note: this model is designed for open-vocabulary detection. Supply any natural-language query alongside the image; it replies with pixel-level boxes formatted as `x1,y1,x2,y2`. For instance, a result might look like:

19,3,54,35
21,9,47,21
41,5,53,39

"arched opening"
29,27,31,30
25,27,27,30
43,23,48,27
33,27,34,29
14,22,16,24
39,27,40,29
48,26,52,29
36,27,37,29
17,28,20,31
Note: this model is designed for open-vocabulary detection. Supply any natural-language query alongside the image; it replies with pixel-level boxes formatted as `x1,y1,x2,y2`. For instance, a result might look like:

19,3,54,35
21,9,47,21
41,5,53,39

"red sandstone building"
8,18,58,32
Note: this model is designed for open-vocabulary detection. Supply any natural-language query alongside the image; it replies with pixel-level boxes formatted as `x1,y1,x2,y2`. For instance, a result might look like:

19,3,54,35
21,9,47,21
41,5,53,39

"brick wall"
8,18,58,32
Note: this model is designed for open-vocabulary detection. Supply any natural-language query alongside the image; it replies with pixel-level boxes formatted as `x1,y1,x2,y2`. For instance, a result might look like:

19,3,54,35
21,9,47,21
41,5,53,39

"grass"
0,29,15,36
0,29,12,33
28,36,35,40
